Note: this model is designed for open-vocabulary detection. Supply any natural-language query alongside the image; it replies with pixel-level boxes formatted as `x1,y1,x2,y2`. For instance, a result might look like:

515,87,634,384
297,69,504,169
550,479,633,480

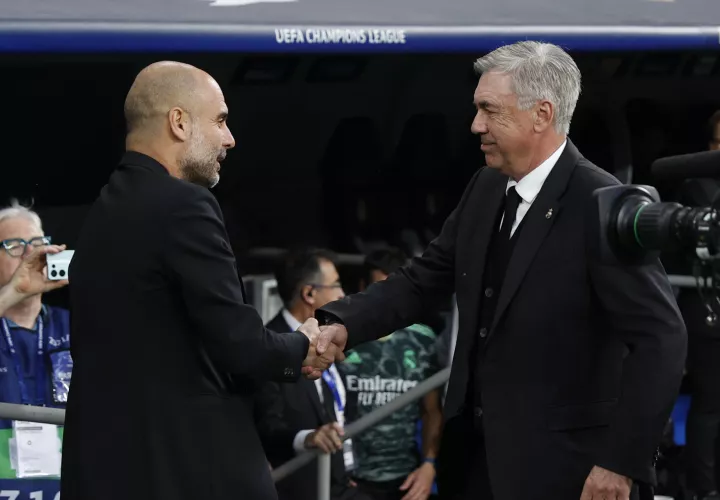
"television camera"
593,149,720,325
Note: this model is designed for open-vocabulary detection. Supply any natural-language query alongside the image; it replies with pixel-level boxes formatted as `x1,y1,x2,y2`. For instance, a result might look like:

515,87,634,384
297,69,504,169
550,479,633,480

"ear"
533,100,554,133
168,107,191,141
301,285,315,306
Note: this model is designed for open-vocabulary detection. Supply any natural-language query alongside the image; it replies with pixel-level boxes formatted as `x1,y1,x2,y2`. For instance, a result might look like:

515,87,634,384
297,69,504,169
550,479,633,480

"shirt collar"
281,308,303,332
506,139,567,203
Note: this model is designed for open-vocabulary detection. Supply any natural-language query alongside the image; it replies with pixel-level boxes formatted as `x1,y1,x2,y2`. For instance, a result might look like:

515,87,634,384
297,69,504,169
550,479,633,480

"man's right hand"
315,323,348,362
298,318,337,380
9,245,69,298
304,422,344,454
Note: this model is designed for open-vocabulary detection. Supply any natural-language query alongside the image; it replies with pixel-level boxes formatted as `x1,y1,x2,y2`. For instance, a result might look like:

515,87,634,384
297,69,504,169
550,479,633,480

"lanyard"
321,366,344,416
1,316,44,406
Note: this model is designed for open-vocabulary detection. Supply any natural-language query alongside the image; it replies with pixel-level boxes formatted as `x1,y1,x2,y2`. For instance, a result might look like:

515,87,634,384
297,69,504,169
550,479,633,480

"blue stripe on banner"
0,25,718,53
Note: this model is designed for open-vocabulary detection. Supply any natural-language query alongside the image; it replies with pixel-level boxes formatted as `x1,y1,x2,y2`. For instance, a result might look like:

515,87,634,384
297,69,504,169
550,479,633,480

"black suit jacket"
60,152,309,500
257,313,349,500
318,140,687,500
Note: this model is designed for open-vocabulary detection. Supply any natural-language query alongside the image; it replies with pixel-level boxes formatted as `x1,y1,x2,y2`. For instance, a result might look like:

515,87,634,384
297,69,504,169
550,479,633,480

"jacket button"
484,287,494,298
479,328,488,338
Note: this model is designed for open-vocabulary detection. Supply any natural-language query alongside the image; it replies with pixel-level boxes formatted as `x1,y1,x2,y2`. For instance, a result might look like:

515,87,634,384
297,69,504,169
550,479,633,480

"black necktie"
492,187,522,281
499,186,522,241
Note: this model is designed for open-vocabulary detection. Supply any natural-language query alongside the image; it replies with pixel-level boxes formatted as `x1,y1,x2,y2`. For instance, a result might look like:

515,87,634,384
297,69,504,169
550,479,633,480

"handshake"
297,318,348,380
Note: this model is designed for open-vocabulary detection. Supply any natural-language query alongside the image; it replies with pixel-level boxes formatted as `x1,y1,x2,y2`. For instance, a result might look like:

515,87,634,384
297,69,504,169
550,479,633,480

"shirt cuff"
293,429,314,454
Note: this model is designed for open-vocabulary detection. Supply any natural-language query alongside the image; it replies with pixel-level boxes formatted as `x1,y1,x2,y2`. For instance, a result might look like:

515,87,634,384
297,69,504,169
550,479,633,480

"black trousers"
679,292,720,494
352,477,408,500
332,483,375,500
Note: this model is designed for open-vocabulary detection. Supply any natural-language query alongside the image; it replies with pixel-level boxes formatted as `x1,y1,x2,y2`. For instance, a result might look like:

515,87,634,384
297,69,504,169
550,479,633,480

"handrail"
0,273,701,484
270,366,451,483
667,274,709,288
247,247,366,266
0,402,64,425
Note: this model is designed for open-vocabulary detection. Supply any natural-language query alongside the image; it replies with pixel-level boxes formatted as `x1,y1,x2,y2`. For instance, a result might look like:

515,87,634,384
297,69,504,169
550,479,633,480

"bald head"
124,61,209,135
123,61,236,189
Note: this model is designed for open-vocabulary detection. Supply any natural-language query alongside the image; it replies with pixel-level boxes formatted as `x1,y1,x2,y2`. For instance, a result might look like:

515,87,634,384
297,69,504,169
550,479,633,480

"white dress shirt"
281,309,347,453
503,139,567,237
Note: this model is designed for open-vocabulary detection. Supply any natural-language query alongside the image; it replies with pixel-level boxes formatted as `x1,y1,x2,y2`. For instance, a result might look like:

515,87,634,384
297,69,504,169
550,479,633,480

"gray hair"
0,199,43,230
473,41,581,135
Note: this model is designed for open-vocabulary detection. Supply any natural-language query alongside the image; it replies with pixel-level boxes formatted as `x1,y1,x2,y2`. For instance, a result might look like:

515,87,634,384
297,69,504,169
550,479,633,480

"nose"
337,288,346,300
224,125,236,150
471,110,488,135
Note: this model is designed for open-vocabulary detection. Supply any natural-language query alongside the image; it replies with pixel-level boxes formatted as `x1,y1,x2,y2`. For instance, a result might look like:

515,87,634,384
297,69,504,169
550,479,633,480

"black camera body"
594,149,720,322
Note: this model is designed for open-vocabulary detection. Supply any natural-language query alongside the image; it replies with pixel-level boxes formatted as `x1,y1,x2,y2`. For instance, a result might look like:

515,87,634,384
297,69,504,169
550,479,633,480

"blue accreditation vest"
0,305,71,499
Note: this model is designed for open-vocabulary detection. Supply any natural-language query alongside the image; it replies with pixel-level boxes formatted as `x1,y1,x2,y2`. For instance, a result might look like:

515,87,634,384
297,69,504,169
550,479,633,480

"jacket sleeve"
164,188,309,382
317,170,482,350
588,245,687,484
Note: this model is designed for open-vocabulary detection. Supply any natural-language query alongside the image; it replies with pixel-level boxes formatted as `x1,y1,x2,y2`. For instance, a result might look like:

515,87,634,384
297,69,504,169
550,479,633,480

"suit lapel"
489,140,581,337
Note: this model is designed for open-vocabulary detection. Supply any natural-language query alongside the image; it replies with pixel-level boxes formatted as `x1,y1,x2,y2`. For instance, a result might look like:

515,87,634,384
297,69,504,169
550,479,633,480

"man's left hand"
399,462,435,500
580,466,632,500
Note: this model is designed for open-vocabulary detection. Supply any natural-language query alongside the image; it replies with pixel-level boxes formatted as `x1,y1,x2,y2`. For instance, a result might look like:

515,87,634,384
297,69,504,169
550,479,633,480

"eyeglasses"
1,236,52,258
308,283,343,290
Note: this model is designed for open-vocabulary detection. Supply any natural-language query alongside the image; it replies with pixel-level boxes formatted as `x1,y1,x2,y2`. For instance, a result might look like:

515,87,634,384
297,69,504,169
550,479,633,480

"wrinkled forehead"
0,217,43,240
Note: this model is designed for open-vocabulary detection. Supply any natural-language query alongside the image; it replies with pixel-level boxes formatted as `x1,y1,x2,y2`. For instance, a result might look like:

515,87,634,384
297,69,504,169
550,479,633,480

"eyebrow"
474,99,497,110
217,111,228,121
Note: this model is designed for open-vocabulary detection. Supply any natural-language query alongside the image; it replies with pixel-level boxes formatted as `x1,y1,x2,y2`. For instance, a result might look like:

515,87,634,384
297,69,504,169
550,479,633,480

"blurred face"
0,217,45,287
179,76,236,188
369,269,388,285
710,122,720,151
305,259,345,311
470,71,536,177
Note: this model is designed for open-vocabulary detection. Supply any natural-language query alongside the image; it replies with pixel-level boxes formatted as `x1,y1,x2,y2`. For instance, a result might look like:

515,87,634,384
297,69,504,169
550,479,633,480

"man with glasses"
0,201,71,500
255,247,369,500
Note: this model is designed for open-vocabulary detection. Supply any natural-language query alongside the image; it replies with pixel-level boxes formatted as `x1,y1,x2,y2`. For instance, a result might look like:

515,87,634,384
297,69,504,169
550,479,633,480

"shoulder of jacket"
572,157,622,190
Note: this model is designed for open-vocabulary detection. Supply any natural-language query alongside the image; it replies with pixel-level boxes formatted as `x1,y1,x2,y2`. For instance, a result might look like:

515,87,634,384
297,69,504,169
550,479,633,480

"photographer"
0,201,70,500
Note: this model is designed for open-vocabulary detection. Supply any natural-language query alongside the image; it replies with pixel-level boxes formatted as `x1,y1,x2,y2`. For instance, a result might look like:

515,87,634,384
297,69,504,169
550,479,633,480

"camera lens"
50,270,57,278
59,270,66,277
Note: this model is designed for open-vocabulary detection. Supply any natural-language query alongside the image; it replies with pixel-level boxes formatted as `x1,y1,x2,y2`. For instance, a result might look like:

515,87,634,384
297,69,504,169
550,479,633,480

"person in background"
0,201,71,499
668,110,720,500
709,110,720,152
0,202,72,409
255,247,370,500
340,247,442,500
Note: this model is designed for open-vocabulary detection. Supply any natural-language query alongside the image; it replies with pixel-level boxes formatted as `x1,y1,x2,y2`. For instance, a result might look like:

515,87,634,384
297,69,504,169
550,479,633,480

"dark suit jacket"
257,313,350,500
318,140,687,500
60,152,309,500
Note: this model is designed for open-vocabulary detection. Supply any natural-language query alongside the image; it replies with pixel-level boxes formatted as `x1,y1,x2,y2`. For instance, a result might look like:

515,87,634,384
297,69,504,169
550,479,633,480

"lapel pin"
545,208,553,219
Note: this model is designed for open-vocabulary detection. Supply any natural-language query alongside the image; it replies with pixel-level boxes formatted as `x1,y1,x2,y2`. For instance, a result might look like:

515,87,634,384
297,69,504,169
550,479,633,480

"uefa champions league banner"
0,428,62,500
1,0,720,52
